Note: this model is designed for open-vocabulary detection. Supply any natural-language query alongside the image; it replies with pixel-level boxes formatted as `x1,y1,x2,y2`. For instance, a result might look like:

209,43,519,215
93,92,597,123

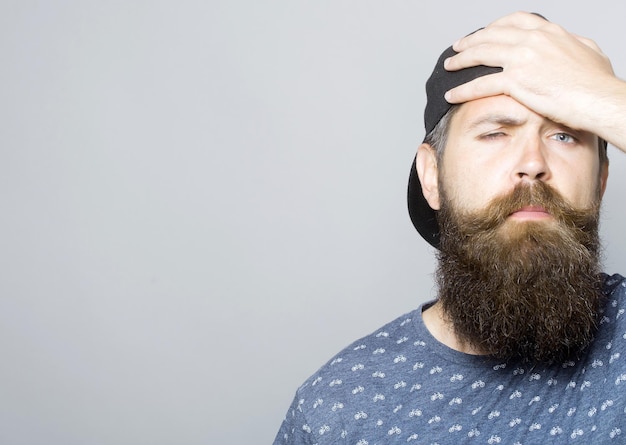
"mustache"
448,181,600,236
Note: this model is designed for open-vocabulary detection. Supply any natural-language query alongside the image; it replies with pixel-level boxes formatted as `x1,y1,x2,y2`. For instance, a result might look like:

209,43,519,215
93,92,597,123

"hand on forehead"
442,11,614,139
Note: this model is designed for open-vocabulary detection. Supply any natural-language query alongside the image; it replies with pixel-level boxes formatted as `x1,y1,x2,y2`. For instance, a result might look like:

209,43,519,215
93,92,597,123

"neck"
422,301,488,356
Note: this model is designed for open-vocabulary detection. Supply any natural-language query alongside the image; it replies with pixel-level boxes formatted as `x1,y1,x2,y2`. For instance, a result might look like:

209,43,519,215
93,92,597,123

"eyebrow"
466,115,527,131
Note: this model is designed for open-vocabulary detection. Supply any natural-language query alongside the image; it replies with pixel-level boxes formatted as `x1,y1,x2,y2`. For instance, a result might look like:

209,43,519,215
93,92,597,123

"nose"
514,137,551,182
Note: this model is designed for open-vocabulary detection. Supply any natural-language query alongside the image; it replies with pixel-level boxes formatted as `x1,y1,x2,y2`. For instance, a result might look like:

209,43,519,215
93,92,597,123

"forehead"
450,95,536,131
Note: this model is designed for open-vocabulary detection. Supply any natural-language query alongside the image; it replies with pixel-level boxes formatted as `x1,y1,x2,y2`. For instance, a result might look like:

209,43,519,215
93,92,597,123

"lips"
509,206,552,220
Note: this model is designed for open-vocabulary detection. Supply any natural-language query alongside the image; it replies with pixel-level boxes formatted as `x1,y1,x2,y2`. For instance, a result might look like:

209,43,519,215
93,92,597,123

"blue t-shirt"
274,274,626,444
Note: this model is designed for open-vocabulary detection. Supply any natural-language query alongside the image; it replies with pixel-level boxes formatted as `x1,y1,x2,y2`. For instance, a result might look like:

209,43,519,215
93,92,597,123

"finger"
444,43,512,71
573,34,604,53
453,12,551,51
444,73,507,104
484,10,549,29
453,25,537,52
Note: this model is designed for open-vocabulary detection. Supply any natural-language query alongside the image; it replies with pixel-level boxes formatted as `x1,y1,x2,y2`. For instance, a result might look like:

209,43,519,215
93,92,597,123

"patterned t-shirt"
274,273,626,444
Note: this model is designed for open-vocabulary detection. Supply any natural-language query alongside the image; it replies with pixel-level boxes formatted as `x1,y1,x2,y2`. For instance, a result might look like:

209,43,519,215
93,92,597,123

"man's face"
419,95,610,364
433,95,607,221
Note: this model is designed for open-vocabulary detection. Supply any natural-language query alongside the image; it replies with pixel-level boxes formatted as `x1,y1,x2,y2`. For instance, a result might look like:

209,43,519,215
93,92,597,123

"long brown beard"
436,181,604,365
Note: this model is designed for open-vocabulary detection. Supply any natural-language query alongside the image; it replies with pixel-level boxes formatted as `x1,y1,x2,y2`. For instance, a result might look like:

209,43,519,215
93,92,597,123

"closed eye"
479,131,507,140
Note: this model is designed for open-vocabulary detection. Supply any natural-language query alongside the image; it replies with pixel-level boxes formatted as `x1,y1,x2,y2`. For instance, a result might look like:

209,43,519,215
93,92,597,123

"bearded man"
275,12,626,444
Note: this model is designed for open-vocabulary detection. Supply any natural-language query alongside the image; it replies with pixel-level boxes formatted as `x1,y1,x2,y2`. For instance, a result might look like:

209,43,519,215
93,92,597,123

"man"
274,12,626,444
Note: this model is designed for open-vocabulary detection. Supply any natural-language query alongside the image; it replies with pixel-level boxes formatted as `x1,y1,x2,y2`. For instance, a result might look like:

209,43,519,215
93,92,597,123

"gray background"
2,1,625,444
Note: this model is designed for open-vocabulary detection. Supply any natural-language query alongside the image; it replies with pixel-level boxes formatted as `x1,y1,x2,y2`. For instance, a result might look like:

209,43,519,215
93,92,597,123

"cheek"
440,172,497,212
566,177,602,208
442,150,502,197
440,147,510,211
555,160,603,207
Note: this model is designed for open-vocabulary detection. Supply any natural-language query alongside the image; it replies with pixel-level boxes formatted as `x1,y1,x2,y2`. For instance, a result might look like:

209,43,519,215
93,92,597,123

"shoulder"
277,307,429,443
294,307,427,398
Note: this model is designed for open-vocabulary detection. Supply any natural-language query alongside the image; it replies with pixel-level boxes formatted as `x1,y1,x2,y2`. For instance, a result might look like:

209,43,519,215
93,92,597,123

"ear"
599,159,609,199
415,143,441,210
